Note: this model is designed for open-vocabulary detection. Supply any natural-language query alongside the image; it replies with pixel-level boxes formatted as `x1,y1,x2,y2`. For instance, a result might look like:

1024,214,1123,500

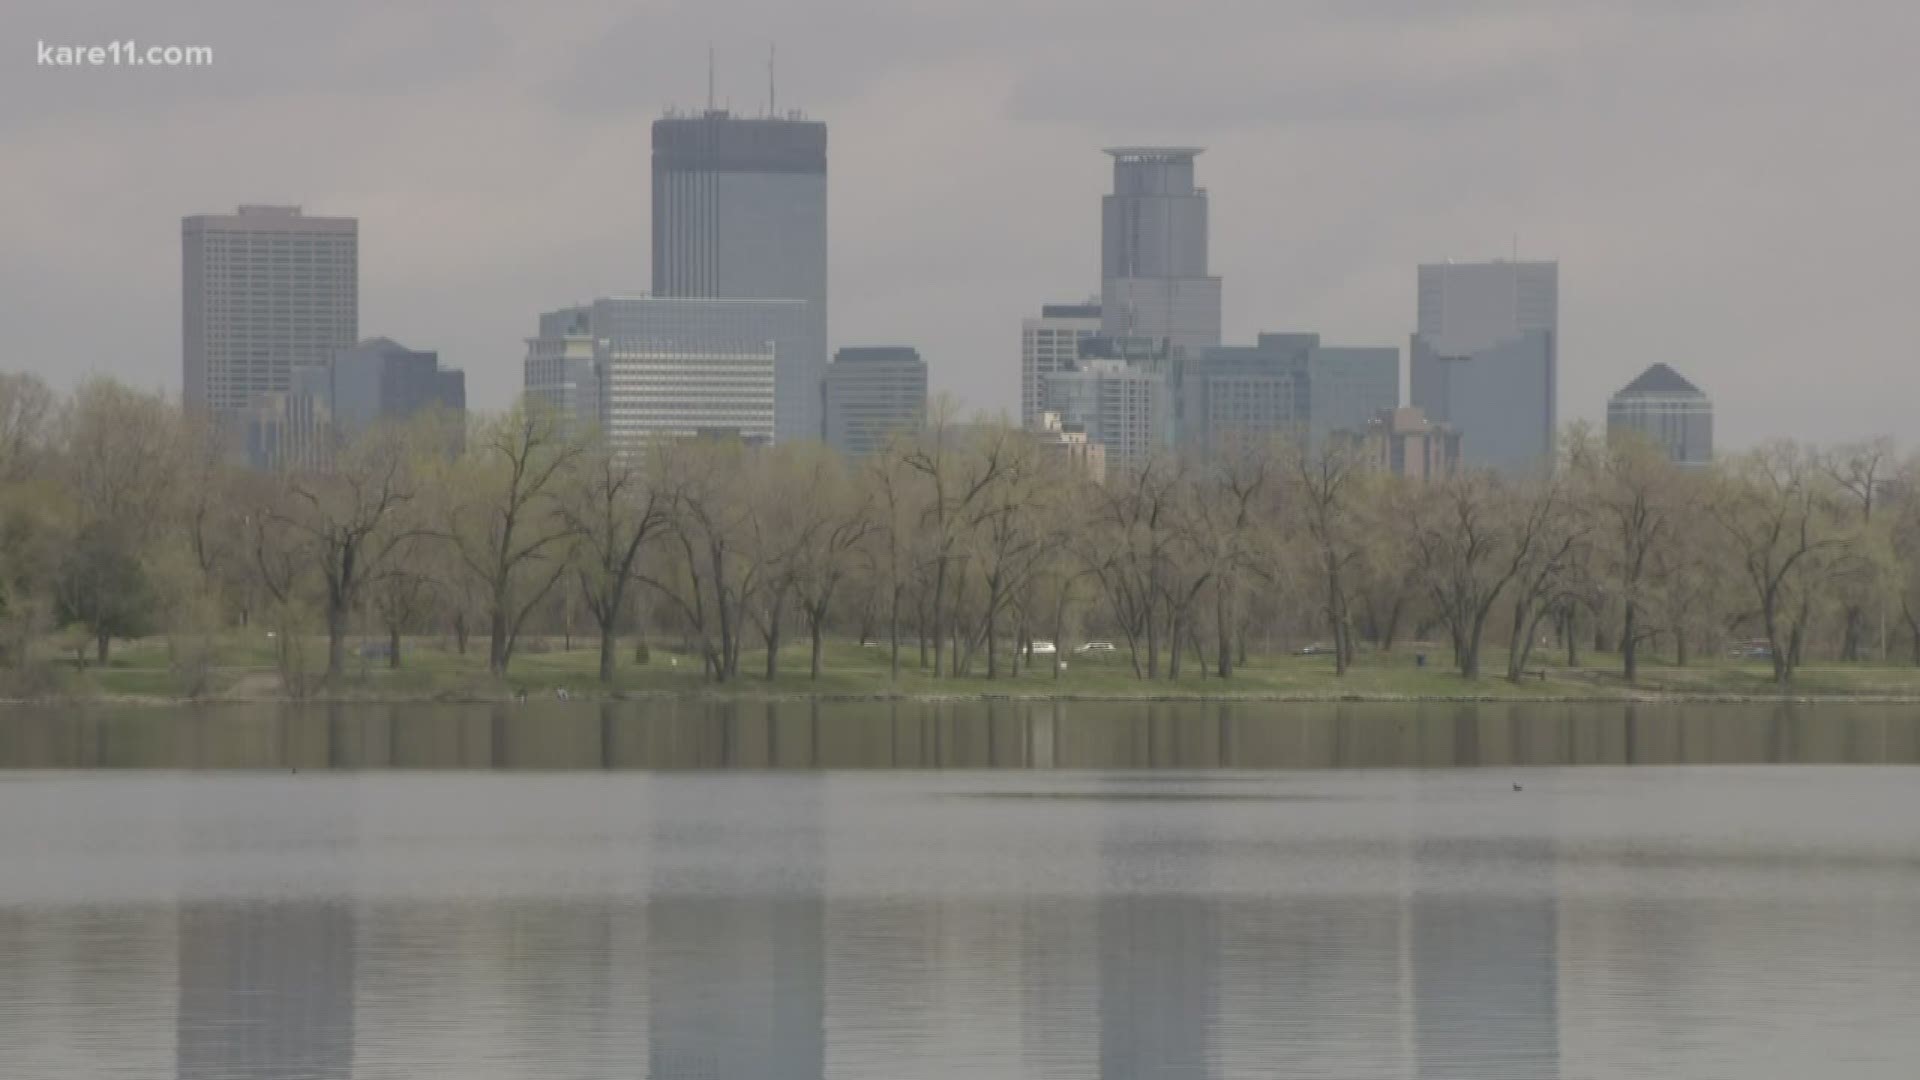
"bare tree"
1404,471,1531,679
446,403,582,675
559,439,669,683
1502,474,1591,682
274,425,419,679
790,451,876,679
1710,441,1853,684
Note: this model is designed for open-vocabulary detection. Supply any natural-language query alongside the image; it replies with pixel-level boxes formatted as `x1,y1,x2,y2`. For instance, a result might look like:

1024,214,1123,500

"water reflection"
648,775,825,1079
176,901,355,1080
2,764,1920,1077
1410,777,1559,1079
4,699,1920,770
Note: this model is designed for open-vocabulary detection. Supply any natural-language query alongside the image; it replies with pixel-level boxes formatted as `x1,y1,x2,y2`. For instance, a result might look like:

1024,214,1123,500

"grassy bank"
14,633,1920,705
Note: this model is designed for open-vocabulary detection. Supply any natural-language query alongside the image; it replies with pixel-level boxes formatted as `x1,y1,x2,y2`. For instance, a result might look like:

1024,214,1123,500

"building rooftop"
1103,147,1204,162
1616,362,1705,397
1040,302,1102,320
832,346,922,364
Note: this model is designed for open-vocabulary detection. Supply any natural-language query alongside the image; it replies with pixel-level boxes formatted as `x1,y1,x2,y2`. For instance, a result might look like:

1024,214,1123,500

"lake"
1,700,1917,1078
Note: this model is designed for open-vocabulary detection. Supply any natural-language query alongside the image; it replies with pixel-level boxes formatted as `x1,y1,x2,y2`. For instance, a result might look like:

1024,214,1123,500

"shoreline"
10,687,1920,708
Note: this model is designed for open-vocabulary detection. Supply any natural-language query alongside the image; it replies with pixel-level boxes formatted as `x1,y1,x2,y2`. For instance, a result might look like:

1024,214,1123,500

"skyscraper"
1021,301,1102,429
1607,363,1712,467
182,205,358,417
1099,148,1222,354
652,110,827,443
822,346,927,457
1409,260,1558,472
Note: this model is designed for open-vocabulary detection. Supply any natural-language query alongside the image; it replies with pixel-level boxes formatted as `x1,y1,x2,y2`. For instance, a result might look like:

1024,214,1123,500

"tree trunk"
889,587,901,681
1675,629,1689,667
762,591,787,682
986,602,999,680
1215,587,1233,679
810,619,825,679
453,612,469,655
597,620,617,684
1328,565,1349,677
1565,606,1580,667
96,632,110,665
929,561,947,678
1622,600,1639,684
323,596,347,678
1381,595,1404,654
488,606,509,676
389,626,402,670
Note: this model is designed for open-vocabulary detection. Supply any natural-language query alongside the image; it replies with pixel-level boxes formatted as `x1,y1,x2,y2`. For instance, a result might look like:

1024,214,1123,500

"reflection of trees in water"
5,700,1920,770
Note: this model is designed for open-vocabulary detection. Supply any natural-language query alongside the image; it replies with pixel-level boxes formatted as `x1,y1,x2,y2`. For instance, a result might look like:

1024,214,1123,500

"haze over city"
5,0,1919,447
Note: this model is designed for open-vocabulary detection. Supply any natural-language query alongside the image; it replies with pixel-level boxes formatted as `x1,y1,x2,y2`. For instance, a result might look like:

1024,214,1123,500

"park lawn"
36,632,1920,703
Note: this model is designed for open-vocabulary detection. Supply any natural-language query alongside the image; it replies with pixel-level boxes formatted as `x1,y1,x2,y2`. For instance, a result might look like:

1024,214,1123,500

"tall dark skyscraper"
652,110,828,443
1099,148,1222,354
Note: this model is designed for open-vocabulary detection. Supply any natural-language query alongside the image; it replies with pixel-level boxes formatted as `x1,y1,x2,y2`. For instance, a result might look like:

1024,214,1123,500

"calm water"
1,701,1918,1078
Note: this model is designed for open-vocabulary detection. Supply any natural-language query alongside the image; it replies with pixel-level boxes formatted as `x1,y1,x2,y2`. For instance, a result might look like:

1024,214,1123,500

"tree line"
1,372,1913,694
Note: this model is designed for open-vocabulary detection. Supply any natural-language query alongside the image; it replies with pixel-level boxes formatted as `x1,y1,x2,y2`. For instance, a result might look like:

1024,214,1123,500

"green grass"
25,631,1920,704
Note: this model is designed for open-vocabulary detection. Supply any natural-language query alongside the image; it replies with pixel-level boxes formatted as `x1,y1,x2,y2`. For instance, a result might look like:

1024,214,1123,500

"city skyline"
8,3,1919,449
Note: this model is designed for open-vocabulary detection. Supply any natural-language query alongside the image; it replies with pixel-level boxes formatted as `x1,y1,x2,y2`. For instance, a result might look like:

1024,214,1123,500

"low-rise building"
1339,406,1460,482
1030,409,1107,484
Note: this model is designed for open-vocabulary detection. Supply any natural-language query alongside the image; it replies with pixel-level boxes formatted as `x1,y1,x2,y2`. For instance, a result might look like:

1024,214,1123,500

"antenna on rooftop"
707,45,715,111
768,43,777,116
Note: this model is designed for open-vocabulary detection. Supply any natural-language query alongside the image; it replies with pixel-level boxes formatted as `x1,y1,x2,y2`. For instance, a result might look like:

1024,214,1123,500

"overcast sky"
4,1,1917,448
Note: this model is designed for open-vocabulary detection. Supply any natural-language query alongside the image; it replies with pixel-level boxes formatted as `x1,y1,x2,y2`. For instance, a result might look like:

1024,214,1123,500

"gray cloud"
2,0,1917,447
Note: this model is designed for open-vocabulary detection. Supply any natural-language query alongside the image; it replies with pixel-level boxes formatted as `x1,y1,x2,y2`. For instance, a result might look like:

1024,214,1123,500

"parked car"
1295,643,1334,656
1029,641,1057,655
860,639,882,647
1076,641,1116,653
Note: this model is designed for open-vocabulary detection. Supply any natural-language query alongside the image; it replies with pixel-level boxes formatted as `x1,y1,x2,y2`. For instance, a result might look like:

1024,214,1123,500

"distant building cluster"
182,206,465,470
182,96,1717,476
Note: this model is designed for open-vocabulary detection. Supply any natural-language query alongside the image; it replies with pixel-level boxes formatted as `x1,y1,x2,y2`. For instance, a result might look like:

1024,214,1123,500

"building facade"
1181,333,1399,451
822,346,927,458
1031,410,1107,484
652,110,827,443
1607,363,1712,467
1021,302,1102,429
1042,357,1170,475
327,337,465,437
524,306,600,434
1099,148,1222,355
182,205,358,418
1409,260,1558,473
526,296,805,452
1341,406,1460,482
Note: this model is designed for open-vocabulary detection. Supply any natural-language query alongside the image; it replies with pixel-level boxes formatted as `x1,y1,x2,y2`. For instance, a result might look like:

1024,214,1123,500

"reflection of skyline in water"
176,901,355,1080
1410,774,1559,1079
648,774,825,1080
1097,782,1219,1079
0,767,1917,1077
